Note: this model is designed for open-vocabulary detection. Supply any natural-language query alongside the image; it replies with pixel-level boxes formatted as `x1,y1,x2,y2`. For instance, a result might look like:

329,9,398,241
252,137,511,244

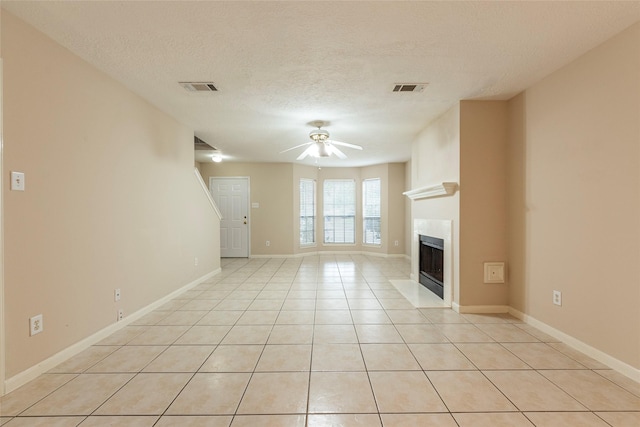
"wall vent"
392,83,428,93
180,82,218,92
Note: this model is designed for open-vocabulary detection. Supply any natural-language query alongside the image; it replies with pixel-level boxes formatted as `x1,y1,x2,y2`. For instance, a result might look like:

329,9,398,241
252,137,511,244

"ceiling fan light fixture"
316,142,330,157
212,153,223,162
309,128,330,142
284,124,363,161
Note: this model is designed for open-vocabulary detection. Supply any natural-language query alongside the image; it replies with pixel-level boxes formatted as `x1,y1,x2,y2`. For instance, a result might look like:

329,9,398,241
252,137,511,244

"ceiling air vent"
392,83,428,93
194,136,216,151
180,82,218,92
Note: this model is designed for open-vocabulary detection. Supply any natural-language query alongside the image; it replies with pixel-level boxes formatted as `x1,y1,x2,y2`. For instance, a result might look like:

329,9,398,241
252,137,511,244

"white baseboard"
455,304,511,314
4,268,221,395
448,304,639,382
250,251,408,259
508,307,640,383
249,254,296,259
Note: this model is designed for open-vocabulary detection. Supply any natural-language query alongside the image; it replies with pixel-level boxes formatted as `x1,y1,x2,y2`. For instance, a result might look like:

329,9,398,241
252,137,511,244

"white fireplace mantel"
403,182,458,200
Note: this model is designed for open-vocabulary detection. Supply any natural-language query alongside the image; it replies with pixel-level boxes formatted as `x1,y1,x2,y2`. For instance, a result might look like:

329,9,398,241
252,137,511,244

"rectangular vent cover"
392,83,428,93
180,82,218,92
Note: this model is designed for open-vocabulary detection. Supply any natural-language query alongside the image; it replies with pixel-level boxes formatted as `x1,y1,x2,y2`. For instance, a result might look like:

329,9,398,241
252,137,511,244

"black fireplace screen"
419,235,444,299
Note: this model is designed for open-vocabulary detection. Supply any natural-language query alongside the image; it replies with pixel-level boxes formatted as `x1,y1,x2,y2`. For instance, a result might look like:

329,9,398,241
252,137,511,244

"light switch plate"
11,171,25,191
484,262,505,283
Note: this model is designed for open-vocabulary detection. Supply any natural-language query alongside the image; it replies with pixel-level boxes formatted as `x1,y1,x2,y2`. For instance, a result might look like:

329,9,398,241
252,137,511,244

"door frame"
209,176,251,258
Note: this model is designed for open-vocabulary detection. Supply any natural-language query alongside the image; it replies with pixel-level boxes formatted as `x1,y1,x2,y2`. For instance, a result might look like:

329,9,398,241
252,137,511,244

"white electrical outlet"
117,309,124,321
114,288,121,301
266,240,270,247
30,314,43,336
194,257,199,266
553,290,562,306
394,240,399,246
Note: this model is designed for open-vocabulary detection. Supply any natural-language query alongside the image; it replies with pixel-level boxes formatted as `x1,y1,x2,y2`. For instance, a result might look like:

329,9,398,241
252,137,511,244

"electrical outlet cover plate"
553,290,562,306
484,262,505,283
30,314,43,336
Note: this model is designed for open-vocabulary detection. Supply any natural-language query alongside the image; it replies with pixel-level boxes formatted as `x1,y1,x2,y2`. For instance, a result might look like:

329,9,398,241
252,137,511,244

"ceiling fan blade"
280,142,312,154
328,144,347,159
296,145,316,160
327,139,363,150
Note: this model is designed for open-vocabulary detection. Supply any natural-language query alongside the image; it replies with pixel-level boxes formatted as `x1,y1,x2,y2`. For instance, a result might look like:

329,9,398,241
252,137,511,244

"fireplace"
419,235,444,299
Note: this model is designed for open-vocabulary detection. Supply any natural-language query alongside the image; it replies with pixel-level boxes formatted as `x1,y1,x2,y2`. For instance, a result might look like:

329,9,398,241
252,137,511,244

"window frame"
323,179,356,245
299,178,316,247
362,178,382,246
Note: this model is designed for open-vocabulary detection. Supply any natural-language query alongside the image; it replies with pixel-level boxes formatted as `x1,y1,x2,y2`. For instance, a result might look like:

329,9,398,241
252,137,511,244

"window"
323,179,356,244
299,179,315,245
363,178,381,245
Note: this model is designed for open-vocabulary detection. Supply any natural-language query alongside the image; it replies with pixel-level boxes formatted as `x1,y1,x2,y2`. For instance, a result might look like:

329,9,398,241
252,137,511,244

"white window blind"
299,179,315,245
323,179,356,244
363,178,381,245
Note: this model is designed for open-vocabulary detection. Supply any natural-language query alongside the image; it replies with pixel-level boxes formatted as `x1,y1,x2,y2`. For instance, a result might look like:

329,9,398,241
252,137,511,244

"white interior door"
210,177,249,257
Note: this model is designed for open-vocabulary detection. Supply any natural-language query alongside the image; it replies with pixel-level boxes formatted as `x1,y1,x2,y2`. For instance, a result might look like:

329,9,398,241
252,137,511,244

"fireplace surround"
412,219,454,307
419,235,445,299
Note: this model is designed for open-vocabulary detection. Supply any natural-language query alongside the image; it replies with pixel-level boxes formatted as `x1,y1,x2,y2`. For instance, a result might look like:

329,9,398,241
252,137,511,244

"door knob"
244,216,247,225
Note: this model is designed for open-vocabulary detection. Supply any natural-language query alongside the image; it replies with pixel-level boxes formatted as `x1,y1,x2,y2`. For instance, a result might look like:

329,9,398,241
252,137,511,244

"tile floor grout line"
4,255,640,425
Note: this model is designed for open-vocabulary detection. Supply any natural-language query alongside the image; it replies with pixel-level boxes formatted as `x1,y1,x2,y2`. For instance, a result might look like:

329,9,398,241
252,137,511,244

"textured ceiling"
3,1,639,167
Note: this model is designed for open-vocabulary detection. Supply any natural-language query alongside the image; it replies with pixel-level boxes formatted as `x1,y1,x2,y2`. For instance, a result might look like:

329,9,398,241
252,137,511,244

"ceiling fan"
281,125,363,160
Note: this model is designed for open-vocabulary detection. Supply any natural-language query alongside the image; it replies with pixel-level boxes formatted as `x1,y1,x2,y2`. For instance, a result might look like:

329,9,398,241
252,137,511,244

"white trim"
250,251,408,259
4,268,220,394
194,168,222,219
299,178,316,247
509,307,640,383
403,182,458,200
455,305,510,314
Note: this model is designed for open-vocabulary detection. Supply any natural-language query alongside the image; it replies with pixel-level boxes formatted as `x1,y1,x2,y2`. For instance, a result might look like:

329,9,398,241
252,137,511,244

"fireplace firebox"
419,235,444,299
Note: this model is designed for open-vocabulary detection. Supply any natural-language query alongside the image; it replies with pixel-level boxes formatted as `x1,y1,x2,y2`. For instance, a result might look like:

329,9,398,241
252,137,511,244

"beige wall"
388,163,407,256
201,162,406,256
411,105,461,302
200,162,295,256
2,12,220,379
459,101,509,306
507,22,640,369
0,4,5,394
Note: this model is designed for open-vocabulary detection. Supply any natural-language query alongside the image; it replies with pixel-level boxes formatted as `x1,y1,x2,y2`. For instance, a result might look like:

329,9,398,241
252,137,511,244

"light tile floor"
1,255,639,426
